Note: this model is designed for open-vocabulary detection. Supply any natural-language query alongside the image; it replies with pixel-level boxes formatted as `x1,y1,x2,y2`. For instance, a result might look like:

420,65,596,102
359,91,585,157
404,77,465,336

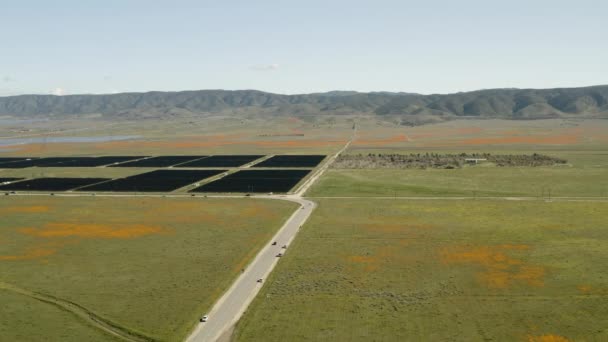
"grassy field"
0,291,119,342
307,154,608,197
234,198,608,341
0,196,297,341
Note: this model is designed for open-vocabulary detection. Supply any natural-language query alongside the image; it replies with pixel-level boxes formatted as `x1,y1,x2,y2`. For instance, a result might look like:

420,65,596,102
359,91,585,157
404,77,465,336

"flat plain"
2,116,608,342
234,199,608,341
0,196,297,341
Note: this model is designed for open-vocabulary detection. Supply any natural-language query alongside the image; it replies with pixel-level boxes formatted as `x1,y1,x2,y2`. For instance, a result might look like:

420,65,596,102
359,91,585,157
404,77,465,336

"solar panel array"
190,170,311,193
176,155,264,167
0,178,110,191
0,178,24,183
0,156,146,168
79,169,226,192
109,156,207,167
0,155,325,193
0,158,28,165
252,155,325,167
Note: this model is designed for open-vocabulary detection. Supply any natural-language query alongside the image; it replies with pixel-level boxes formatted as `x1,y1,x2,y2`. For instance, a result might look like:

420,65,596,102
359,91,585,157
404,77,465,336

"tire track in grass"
0,281,157,342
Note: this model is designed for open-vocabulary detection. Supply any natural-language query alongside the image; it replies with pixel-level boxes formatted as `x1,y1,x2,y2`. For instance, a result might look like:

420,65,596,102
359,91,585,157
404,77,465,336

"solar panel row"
0,178,110,191
0,156,147,168
191,170,311,193
0,178,24,184
252,155,325,167
0,158,28,165
109,156,207,167
79,169,226,192
176,155,264,167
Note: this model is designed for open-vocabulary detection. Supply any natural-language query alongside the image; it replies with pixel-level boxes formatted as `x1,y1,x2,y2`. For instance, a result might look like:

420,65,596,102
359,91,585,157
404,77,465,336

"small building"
465,158,487,164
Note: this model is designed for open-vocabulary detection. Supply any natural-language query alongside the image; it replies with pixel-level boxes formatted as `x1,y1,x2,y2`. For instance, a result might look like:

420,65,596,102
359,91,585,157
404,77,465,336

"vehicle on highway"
200,315,208,323
282,245,287,249
276,253,283,257
271,241,277,246
257,278,263,283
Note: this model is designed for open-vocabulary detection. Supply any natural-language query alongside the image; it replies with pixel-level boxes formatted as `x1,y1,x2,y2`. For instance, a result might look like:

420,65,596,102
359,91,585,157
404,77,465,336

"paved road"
185,196,315,342
186,125,356,342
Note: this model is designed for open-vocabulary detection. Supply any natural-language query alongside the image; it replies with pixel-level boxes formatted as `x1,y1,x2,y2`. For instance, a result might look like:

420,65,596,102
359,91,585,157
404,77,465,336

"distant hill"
0,86,607,121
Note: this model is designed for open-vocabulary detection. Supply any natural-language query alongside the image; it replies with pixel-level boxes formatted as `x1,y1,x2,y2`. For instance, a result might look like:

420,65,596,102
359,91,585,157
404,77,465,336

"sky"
1,0,607,96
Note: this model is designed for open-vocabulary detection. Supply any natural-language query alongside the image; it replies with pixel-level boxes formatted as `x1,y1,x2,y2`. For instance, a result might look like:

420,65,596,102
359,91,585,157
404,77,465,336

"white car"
200,315,208,322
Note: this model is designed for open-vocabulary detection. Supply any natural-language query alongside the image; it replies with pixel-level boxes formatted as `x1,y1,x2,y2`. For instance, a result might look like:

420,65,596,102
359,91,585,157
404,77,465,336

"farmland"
234,198,608,341
0,196,298,341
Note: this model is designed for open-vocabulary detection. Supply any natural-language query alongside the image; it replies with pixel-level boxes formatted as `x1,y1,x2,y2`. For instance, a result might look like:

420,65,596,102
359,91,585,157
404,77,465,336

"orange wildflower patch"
576,284,608,295
19,223,167,239
440,244,545,288
459,134,580,146
354,134,409,146
577,284,592,294
407,126,482,140
456,127,483,135
0,246,56,261
253,139,346,148
527,334,571,342
2,206,49,213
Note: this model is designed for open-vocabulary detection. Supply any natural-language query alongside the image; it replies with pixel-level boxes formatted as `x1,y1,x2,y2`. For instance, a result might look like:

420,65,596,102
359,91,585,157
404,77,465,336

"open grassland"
234,199,608,341
0,291,119,342
0,196,297,341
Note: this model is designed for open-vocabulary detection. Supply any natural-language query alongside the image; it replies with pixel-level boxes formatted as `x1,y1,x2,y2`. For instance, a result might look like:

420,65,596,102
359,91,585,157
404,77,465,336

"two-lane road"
187,125,356,342
186,196,315,342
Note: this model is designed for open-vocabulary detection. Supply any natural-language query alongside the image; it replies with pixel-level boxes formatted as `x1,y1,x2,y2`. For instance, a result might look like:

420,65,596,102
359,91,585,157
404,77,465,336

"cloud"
249,63,280,71
51,87,65,96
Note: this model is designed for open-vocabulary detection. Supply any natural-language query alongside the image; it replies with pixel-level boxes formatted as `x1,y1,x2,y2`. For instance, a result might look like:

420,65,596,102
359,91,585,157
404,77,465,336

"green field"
0,291,120,342
0,196,297,341
308,151,608,198
234,199,608,341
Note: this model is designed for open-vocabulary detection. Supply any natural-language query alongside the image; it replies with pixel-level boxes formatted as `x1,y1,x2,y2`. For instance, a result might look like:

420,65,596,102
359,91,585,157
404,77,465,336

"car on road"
271,241,277,246
276,253,283,257
257,278,263,283
200,315,208,322
282,245,287,249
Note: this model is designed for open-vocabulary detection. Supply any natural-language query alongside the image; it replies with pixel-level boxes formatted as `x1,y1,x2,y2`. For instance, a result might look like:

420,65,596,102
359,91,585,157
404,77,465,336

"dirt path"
0,281,156,342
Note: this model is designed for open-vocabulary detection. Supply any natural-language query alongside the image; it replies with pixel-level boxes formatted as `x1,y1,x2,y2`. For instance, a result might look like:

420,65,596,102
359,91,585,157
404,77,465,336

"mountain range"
1,85,607,122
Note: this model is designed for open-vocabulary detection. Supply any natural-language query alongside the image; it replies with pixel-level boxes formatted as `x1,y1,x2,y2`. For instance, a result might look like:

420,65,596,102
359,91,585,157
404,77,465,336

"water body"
0,135,141,147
